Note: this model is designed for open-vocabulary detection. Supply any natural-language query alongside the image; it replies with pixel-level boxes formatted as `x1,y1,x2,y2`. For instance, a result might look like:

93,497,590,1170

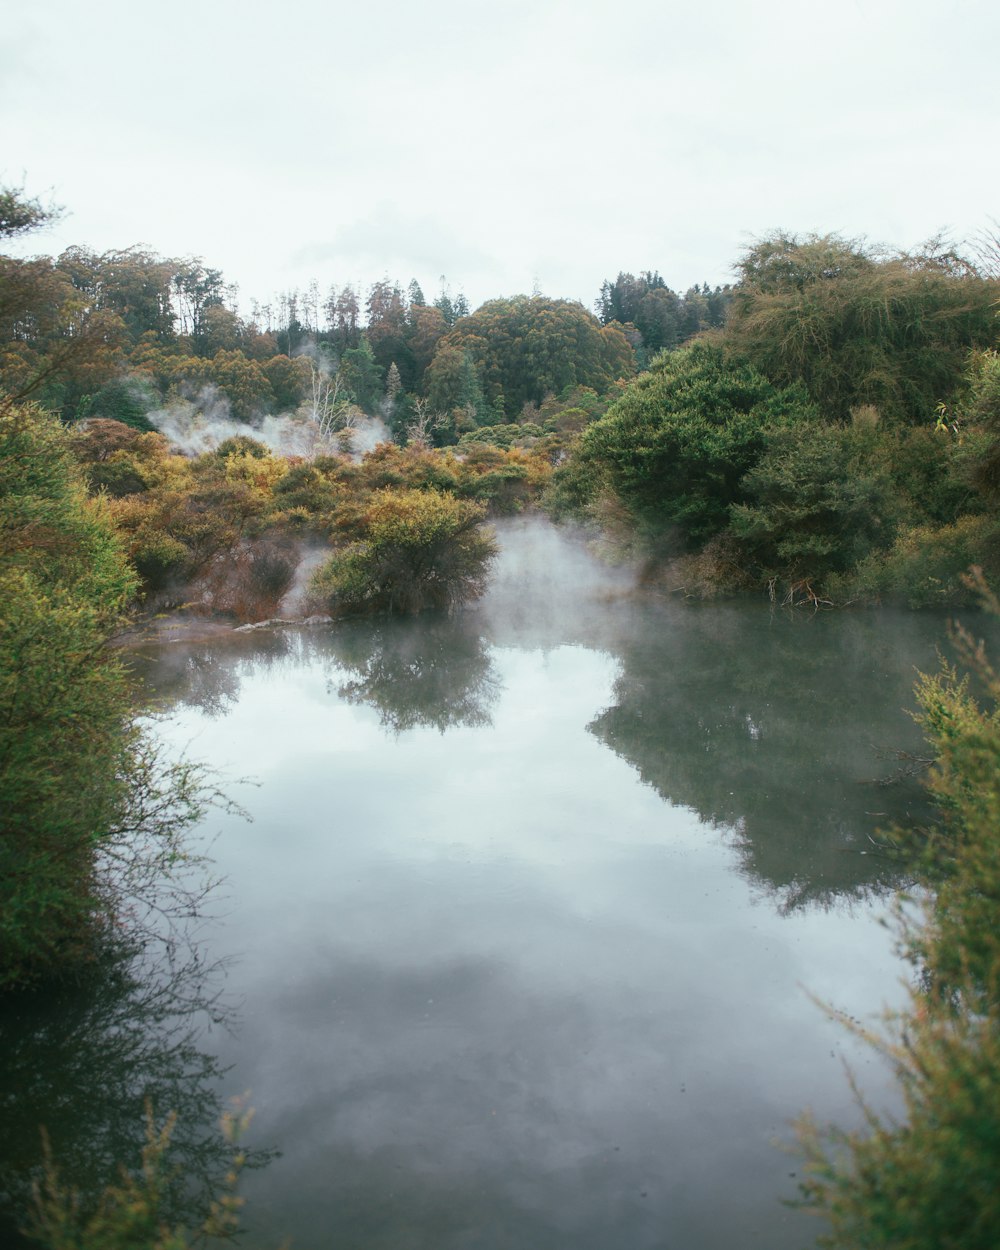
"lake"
1,519,964,1249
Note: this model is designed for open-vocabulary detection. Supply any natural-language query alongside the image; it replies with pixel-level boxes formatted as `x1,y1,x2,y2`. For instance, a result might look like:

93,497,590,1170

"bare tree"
406,396,447,449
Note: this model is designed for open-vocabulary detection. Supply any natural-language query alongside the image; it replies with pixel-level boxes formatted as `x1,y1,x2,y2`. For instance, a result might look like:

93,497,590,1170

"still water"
1,520,966,1249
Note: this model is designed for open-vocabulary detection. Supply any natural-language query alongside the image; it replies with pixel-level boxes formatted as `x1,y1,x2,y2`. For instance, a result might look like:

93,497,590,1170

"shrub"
728,422,899,587
728,233,999,424
1,403,235,989
959,349,1000,502
575,341,819,544
311,488,496,617
841,514,1000,607
795,580,1000,1249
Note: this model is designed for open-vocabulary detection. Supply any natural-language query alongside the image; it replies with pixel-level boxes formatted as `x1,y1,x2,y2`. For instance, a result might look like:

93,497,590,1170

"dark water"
2,519,978,1249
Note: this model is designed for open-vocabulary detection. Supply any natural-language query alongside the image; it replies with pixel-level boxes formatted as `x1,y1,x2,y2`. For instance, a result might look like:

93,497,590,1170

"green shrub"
728,422,899,587
575,341,819,545
0,404,137,985
888,424,976,526
79,376,157,431
728,233,999,424
0,404,213,986
959,349,1000,502
795,578,1000,1249
311,487,496,616
841,514,1000,606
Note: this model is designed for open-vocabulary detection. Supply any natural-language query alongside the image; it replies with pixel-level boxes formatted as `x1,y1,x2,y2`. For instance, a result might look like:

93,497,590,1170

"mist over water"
475,516,641,650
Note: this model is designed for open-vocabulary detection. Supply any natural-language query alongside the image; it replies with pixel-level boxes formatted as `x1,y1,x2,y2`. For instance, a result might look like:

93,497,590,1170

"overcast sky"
3,0,997,316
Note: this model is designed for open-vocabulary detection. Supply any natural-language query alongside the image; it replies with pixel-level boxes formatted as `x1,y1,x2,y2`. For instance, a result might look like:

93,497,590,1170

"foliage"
338,337,383,412
424,343,488,432
595,271,731,358
206,350,273,420
840,514,1000,607
0,404,216,987
311,487,496,617
429,296,634,418
727,232,999,425
575,341,818,544
884,423,975,528
0,246,127,416
728,421,899,588
0,186,58,239
795,576,1000,1248
957,349,1000,502
27,1104,254,1250
77,376,157,430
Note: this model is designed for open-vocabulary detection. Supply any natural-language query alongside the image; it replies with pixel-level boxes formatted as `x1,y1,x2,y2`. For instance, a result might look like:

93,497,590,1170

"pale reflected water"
3,520,976,1249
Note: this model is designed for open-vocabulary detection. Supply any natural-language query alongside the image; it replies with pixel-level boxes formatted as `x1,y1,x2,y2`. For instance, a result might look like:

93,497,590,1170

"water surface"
3,520,971,1249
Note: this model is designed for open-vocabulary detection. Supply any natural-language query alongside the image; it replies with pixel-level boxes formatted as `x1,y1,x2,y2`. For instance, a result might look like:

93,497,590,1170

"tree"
338,337,383,412
325,284,362,353
0,189,127,415
366,279,415,384
208,349,274,420
58,246,177,343
0,185,58,239
595,271,731,357
262,353,310,411
406,302,448,381
425,343,487,432
171,261,226,349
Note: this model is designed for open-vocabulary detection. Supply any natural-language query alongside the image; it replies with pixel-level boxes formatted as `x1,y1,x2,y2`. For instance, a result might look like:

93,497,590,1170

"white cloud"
3,0,997,311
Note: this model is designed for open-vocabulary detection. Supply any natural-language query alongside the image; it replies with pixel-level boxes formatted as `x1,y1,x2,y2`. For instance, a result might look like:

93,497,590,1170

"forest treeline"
0,191,728,437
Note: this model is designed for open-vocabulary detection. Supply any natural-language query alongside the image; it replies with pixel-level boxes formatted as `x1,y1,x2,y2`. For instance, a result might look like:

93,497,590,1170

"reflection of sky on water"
147,631,910,1250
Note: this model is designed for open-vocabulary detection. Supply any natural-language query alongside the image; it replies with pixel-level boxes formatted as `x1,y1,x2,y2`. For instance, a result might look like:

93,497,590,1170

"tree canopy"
726,232,999,424
429,295,634,418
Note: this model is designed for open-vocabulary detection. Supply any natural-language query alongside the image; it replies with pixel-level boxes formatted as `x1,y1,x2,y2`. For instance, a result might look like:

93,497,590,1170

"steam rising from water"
278,544,330,617
147,387,390,459
476,516,640,649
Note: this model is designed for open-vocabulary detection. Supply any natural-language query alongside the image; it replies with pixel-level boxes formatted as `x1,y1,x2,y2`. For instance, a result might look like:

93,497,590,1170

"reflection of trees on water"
590,604,941,910
129,630,296,718
327,615,502,734
129,619,501,737
0,932,272,1246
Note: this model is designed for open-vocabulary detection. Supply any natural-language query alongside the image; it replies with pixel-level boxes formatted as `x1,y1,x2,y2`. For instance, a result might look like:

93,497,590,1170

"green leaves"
577,342,818,545
311,487,496,617
794,586,1000,1248
729,232,998,425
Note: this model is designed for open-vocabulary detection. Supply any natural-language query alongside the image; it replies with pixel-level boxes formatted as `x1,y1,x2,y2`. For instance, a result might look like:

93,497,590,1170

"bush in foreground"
795,574,1000,1248
0,403,215,988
